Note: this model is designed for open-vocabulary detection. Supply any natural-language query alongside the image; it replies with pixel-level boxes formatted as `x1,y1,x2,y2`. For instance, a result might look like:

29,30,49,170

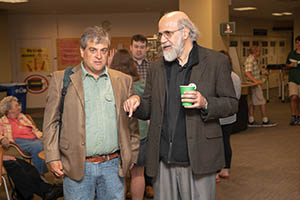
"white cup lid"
188,83,197,89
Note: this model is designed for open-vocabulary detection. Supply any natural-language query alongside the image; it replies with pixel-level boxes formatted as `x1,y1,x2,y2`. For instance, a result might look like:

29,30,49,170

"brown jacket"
43,65,139,181
134,45,239,177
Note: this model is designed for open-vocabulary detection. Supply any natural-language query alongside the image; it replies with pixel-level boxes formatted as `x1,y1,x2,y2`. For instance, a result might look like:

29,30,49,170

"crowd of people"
0,10,298,200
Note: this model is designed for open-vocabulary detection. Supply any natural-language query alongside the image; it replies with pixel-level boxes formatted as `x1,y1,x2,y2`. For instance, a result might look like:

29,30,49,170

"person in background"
130,34,154,198
0,96,48,175
110,49,149,200
286,35,300,125
130,34,150,81
43,26,139,200
244,46,277,127
124,11,238,200
216,50,241,182
1,148,63,200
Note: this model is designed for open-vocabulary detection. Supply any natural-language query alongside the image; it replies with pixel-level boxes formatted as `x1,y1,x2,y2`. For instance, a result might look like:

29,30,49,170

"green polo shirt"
286,50,300,85
81,64,119,156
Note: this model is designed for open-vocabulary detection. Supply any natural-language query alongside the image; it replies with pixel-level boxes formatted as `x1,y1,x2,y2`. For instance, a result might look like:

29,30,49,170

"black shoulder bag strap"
58,66,74,142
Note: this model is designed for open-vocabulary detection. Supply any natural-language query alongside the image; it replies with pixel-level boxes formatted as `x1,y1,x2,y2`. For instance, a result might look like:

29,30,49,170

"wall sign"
24,74,49,94
57,38,81,70
220,22,236,35
20,48,50,72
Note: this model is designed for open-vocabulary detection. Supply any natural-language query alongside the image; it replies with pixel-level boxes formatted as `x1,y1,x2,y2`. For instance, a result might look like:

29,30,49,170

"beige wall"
7,12,161,74
179,0,229,50
179,0,213,48
230,17,292,38
9,13,160,39
212,0,229,51
294,7,300,40
0,14,12,83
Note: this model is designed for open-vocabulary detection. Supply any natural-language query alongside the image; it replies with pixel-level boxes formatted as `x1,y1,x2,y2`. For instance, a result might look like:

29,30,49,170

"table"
266,64,286,102
232,82,258,133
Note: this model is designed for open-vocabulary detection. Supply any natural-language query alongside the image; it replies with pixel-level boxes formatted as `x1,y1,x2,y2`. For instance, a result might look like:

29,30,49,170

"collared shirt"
0,113,42,142
134,59,150,80
81,64,119,156
244,54,261,81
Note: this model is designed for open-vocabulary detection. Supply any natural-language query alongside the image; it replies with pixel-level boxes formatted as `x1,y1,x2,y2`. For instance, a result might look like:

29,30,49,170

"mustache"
161,43,172,48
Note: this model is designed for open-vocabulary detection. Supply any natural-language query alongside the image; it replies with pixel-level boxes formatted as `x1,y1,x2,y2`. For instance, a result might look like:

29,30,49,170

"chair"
0,114,34,199
1,142,32,200
1,146,10,200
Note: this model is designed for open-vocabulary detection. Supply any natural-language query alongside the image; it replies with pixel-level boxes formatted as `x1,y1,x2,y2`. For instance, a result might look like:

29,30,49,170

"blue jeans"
63,157,124,200
14,138,48,174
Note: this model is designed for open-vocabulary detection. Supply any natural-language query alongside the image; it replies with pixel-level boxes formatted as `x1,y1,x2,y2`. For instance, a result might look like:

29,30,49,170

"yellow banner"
20,48,50,72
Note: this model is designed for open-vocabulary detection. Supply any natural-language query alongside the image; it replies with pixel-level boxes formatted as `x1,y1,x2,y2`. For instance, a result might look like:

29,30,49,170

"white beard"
162,35,184,62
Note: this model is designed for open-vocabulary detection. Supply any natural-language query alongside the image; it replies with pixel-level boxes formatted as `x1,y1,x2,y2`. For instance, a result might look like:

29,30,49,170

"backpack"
58,66,74,141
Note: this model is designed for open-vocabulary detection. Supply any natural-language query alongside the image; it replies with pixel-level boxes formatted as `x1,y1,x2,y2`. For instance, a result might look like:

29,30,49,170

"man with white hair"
123,11,238,200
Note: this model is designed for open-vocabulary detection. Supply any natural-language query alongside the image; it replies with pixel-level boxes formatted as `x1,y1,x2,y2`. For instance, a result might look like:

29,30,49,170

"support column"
294,7,300,39
0,14,12,82
179,0,229,51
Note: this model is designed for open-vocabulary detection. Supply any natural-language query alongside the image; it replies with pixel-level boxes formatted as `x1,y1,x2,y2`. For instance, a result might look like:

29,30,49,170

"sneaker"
290,117,298,126
248,121,261,127
262,120,277,127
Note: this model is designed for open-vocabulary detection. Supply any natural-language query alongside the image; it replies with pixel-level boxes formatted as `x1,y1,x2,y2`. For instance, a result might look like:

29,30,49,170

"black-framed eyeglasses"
157,27,184,40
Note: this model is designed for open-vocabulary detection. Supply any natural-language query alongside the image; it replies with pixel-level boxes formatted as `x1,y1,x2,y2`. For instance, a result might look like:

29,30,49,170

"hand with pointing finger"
123,95,140,117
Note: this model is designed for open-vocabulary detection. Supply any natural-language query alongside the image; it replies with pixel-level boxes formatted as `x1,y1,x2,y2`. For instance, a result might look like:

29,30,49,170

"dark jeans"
221,124,233,169
3,158,51,199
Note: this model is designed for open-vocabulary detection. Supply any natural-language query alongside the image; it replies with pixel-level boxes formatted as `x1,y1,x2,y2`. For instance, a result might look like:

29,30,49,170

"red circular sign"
24,74,49,94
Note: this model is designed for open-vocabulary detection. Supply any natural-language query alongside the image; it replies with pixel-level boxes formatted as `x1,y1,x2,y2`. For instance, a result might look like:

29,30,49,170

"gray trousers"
153,161,216,200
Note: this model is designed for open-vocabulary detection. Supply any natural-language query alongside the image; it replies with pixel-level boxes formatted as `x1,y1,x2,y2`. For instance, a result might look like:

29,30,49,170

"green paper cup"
180,83,197,106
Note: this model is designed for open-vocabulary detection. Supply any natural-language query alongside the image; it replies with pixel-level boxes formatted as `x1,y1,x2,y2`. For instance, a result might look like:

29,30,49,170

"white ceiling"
229,0,300,21
0,0,299,22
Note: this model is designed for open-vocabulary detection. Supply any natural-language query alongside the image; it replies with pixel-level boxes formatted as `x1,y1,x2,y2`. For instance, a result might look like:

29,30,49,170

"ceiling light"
272,13,283,16
233,7,257,11
282,12,292,15
0,0,28,3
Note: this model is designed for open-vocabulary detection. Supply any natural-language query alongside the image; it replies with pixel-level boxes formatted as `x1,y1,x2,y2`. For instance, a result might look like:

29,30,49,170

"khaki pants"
288,82,300,97
249,85,266,106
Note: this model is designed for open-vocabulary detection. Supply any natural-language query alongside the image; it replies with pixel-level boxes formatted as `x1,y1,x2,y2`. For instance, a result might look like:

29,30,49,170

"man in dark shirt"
286,35,300,125
124,11,238,200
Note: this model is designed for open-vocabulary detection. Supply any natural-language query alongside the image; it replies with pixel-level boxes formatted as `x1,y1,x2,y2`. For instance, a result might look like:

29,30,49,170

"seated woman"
0,96,47,175
1,151,63,200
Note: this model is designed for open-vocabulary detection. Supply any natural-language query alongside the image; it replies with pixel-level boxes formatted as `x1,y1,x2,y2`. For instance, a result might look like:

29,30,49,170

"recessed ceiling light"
0,0,28,2
282,12,293,15
233,7,257,11
272,13,283,16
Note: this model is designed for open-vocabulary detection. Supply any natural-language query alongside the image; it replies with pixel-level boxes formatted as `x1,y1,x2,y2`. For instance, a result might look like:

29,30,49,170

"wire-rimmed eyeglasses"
157,27,184,40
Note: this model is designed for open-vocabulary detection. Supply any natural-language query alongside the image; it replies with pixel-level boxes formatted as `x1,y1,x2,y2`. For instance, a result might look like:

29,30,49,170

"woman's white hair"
0,96,18,115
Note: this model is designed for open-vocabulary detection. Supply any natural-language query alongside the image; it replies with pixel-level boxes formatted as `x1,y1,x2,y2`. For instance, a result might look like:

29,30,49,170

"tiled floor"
1,88,298,199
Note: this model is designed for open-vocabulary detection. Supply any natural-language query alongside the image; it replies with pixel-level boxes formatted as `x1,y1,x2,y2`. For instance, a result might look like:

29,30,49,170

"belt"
85,151,119,163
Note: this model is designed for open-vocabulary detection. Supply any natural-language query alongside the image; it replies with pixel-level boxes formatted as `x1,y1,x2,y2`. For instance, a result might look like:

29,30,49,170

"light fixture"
272,13,283,16
282,12,293,15
233,7,257,11
272,12,293,16
0,0,28,3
